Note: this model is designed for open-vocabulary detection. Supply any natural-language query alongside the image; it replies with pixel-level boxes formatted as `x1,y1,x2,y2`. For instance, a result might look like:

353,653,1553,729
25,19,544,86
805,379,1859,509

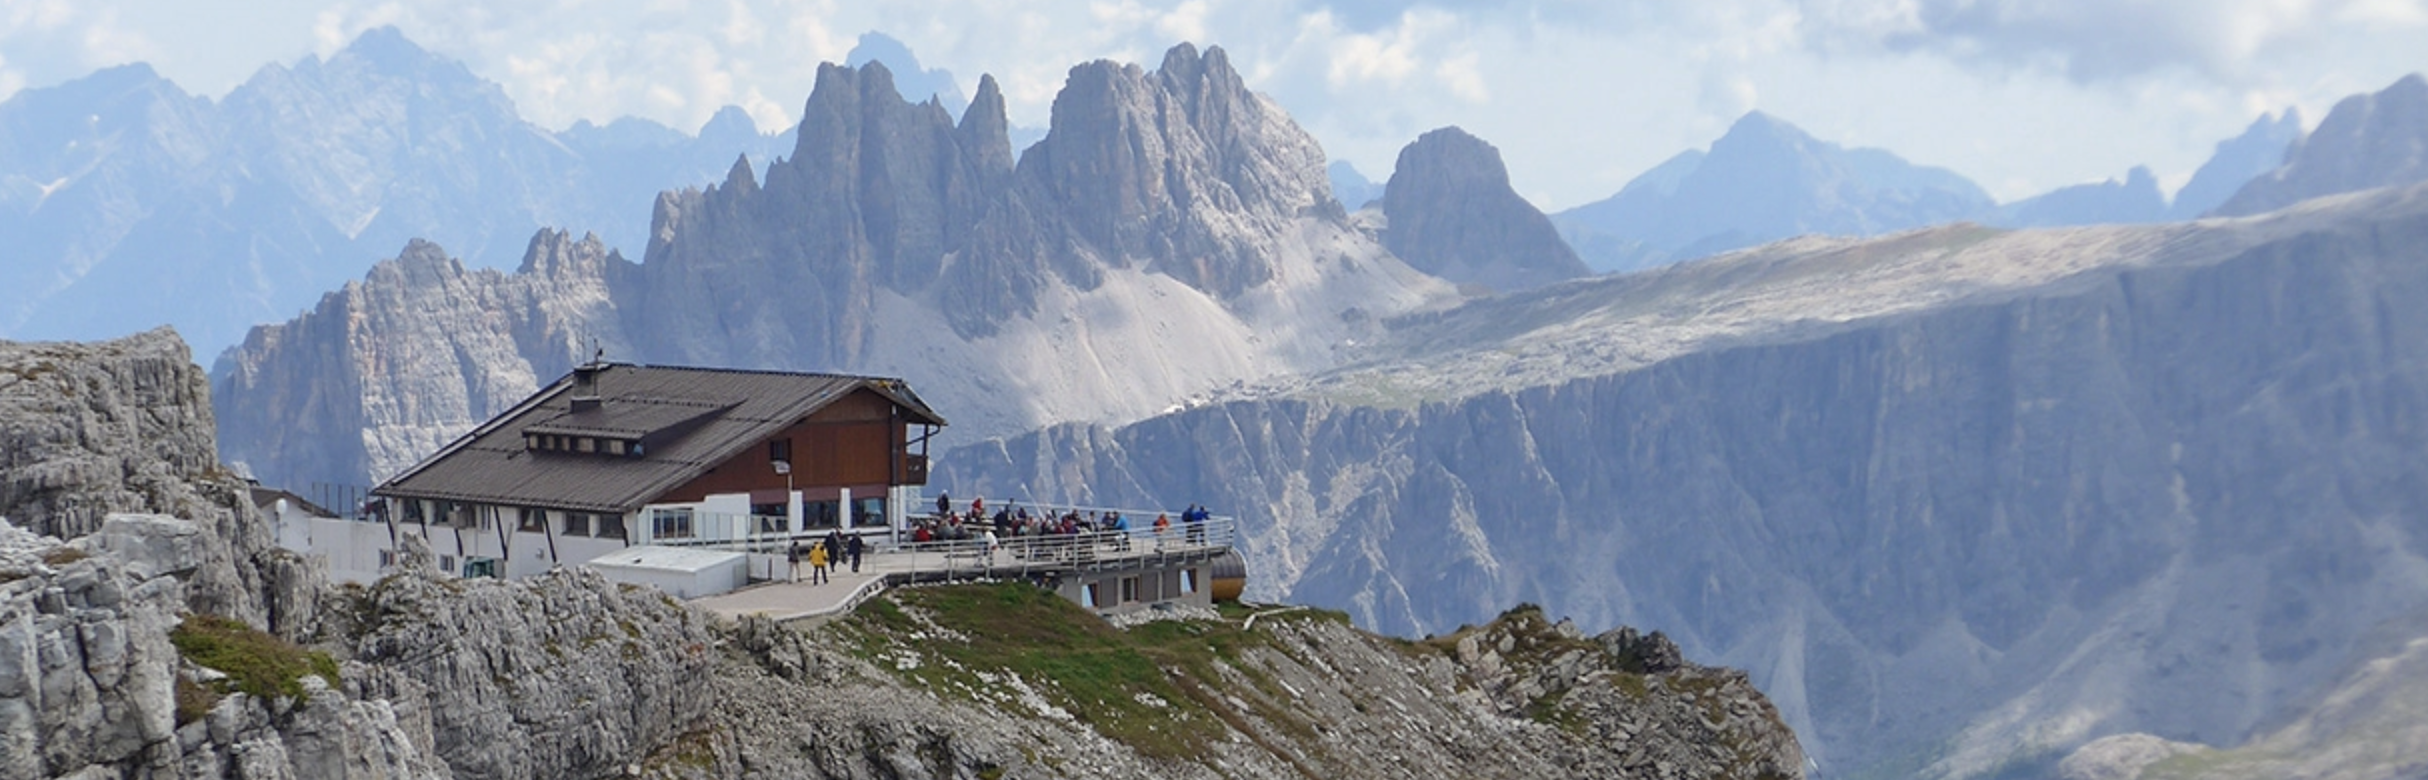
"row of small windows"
402,500,624,539
526,432,644,457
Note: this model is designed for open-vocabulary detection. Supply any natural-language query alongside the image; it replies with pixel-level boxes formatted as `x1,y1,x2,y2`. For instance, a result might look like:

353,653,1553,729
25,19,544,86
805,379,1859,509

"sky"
2,0,2425,209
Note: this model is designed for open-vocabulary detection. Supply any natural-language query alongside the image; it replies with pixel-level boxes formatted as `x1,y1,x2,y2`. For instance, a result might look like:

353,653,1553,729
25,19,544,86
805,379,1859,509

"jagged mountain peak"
2214,72,2428,216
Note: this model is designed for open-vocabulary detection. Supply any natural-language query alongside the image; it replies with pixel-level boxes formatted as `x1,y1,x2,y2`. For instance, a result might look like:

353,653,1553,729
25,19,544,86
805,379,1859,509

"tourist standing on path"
807,542,830,584
846,534,865,573
786,540,803,583
1185,505,1206,545
823,529,843,573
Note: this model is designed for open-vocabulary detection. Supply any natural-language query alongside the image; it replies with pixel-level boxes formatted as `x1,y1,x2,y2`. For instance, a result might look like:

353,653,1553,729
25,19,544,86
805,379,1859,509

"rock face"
2214,73,2428,216
1550,111,1994,269
3,329,319,633
212,234,627,493
938,183,2428,778
1382,127,1592,293
0,26,790,355
215,44,1457,490
1,515,442,780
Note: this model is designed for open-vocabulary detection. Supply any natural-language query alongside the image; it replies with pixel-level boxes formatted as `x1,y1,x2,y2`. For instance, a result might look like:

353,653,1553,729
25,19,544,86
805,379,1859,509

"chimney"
571,364,602,412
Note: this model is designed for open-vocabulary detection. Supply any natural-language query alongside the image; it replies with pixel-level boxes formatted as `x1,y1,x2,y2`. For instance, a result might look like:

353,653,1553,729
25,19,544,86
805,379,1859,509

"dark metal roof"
373,364,946,513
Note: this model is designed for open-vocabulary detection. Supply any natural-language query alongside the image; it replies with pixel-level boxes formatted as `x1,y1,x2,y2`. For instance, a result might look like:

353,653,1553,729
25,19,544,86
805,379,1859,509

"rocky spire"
1382,126,1591,293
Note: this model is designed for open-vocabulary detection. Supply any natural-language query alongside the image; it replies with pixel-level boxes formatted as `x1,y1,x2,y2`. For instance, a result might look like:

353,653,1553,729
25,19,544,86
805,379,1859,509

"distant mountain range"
1547,99,2335,272
0,27,1047,357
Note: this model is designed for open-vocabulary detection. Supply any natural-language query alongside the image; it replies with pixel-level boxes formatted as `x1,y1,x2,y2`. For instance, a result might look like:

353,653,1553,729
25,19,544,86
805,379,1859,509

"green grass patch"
844,582,1273,763
170,614,340,704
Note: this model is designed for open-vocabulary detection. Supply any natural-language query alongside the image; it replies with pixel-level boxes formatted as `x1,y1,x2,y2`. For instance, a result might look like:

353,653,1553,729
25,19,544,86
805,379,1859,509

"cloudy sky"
3,0,2424,208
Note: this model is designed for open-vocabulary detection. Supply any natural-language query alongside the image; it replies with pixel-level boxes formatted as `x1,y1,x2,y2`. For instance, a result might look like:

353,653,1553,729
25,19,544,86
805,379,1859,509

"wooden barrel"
1209,549,1247,602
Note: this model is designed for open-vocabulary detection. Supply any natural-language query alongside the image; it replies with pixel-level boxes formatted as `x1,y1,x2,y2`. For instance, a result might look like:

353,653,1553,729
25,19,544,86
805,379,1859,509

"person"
786,539,804,583
1153,513,1171,550
1185,504,1206,545
982,526,1000,562
806,541,830,585
971,495,985,516
823,529,844,571
846,533,865,573
936,491,950,518
1109,511,1131,550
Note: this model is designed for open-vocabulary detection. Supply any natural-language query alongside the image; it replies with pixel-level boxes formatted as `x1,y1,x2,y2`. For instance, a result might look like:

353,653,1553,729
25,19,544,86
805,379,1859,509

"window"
650,508,693,540
606,439,627,455
1082,582,1102,609
517,508,545,533
377,549,395,568
438,554,455,574
404,500,425,523
1181,568,1198,594
854,497,887,529
1120,576,1140,604
562,513,591,537
576,437,596,453
598,513,627,540
752,500,788,534
803,500,840,529
768,438,792,464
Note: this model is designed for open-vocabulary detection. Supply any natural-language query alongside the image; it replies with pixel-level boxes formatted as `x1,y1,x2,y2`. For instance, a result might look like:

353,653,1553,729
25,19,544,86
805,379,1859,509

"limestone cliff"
938,183,2428,778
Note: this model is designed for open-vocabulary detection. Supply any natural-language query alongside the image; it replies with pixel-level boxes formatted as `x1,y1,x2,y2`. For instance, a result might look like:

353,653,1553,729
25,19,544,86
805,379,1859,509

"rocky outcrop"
214,45,1457,490
2214,73,2428,216
336,568,717,780
939,183,2428,778
1382,127,1591,293
1,515,442,780
4,329,319,633
682,588,1802,779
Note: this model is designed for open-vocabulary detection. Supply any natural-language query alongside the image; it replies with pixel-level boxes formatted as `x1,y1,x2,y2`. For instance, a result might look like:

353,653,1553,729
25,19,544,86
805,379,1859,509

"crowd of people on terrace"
907,492,1214,551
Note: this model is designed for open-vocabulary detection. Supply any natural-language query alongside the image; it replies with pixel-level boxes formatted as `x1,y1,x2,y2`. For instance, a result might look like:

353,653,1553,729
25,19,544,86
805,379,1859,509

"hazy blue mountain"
2215,73,2428,217
1327,160,1385,210
846,31,968,116
2170,109,2303,219
1991,165,2168,227
1549,112,1994,272
0,26,789,355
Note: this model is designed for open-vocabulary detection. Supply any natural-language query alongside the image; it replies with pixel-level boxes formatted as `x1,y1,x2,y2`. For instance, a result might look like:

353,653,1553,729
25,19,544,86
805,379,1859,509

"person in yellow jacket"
807,541,830,585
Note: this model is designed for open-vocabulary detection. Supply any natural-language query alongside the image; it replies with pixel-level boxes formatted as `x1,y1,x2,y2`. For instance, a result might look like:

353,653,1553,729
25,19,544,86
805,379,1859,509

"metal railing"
874,515,1236,581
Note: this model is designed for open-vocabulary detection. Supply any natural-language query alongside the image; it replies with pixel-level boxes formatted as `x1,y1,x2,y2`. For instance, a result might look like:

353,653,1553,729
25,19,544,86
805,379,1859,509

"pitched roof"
373,363,945,513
